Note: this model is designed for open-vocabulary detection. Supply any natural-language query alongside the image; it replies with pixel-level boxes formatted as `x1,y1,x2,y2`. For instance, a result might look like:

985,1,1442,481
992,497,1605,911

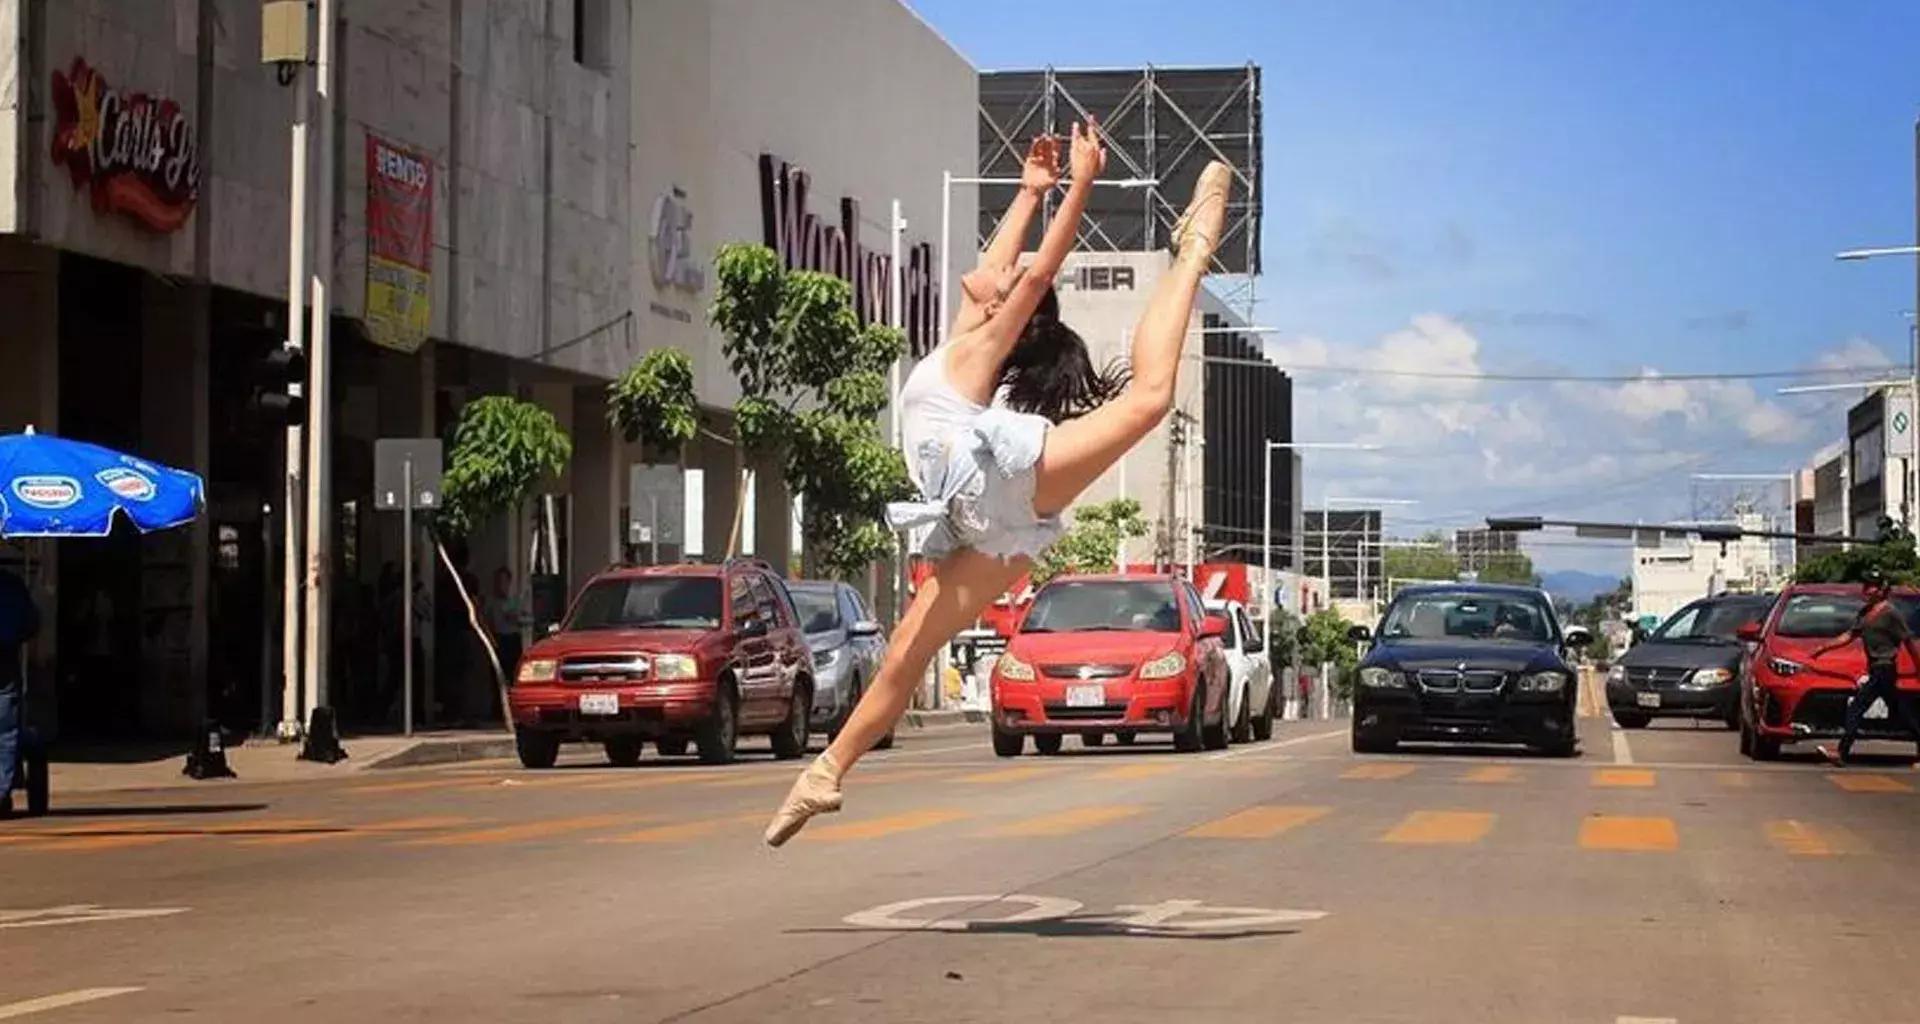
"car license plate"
1866,698,1890,720
1065,684,1105,708
1636,692,1661,708
579,693,620,716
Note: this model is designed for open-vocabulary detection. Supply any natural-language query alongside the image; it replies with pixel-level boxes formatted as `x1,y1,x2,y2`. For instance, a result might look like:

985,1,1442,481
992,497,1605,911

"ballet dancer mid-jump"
765,118,1232,846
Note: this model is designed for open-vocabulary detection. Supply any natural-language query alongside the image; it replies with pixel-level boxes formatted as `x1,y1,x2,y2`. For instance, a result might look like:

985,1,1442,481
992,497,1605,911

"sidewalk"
43,711,989,795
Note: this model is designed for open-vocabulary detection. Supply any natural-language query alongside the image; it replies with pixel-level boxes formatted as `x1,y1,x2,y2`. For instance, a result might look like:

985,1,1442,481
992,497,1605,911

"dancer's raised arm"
977,135,1058,274
949,119,1105,390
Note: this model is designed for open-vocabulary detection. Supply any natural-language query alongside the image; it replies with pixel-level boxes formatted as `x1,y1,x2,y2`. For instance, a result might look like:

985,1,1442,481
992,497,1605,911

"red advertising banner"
365,134,433,353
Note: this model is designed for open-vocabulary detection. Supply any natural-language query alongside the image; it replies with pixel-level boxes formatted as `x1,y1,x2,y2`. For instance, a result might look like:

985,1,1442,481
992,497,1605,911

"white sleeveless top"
898,347,986,488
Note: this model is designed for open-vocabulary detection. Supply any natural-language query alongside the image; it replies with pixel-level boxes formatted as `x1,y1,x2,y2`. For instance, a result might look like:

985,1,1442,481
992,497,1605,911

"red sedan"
989,573,1232,756
1738,583,1920,760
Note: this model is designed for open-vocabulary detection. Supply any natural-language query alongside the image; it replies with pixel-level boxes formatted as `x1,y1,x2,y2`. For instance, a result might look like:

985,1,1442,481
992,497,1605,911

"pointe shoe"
764,753,844,847
1170,160,1232,267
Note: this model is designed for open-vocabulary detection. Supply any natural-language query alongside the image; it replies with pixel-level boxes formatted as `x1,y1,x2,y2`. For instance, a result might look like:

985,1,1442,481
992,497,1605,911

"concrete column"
140,275,210,734
569,384,617,594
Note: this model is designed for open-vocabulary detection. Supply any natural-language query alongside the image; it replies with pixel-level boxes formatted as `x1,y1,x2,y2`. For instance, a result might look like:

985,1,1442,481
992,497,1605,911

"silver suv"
788,581,893,748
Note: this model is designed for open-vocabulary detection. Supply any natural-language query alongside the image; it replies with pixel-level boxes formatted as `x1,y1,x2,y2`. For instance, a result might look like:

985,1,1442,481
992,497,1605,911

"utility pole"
300,0,337,719
279,58,308,740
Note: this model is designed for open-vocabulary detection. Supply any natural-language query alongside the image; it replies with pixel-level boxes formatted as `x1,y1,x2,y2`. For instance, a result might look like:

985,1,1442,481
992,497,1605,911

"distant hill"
1540,570,1619,604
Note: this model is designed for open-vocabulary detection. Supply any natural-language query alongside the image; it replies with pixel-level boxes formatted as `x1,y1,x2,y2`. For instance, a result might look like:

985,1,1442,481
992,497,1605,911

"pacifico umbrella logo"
11,476,81,510
96,467,156,502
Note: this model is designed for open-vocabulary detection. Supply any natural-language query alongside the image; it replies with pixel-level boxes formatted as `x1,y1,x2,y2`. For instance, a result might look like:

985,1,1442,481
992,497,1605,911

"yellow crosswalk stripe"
1341,763,1416,781
1462,765,1520,784
401,814,642,847
1763,819,1867,857
595,814,765,844
1580,815,1678,852
1827,773,1913,794
807,809,969,842
702,772,804,789
1094,763,1183,781
1382,811,1495,846
955,766,1061,784
18,818,331,852
1716,772,1752,789
349,777,492,796
239,816,478,847
1593,768,1655,788
578,772,711,791
1186,805,1331,839
984,805,1146,837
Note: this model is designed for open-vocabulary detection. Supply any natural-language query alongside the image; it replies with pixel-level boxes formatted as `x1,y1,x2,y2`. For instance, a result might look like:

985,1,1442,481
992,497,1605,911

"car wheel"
1083,732,1104,748
1174,686,1206,753
696,684,740,765
656,737,689,757
1115,732,1136,746
1251,687,1276,742
874,727,896,750
1033,734,1064,756
992,724,1025,758
1229,690,1254,745
1749,727,1782,762
515,730,561,770
828,679,859,742
604,737,644,767
1723,705,1741,731
1535,724,1579,759
771,686,812,761
1737,715,1755,757
1202,685,1231,751
1351,725,1397,754
1612,711,1650,729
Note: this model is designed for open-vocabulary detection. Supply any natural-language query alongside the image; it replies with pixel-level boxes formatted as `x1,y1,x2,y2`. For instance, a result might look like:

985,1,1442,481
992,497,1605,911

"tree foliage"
709,243,916,577
1794,518,1920,585
1384,543,1456,582
1300,607,1360,701
1475,552,1539,586
607,348,698,461
1027,499,1151,586
436,396,574,539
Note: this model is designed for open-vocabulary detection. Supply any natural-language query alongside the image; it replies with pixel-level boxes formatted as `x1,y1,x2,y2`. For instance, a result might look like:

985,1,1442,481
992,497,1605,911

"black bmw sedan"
1349,583,1592,757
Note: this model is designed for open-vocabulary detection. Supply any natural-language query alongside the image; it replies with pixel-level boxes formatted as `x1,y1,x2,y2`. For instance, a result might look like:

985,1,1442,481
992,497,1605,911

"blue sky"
910,0,1920,573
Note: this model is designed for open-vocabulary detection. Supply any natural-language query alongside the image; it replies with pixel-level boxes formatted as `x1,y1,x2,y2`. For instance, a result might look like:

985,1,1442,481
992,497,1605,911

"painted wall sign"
758,155,941,359
48,57,201,233
649,186,705,293
1056,264,1136,292
365,134,435,354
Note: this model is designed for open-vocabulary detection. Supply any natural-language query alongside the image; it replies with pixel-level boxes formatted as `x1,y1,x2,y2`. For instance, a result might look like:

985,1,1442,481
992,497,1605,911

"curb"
364,736,519,771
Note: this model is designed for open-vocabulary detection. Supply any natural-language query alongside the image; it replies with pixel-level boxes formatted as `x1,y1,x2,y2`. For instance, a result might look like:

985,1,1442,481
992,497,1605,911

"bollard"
298,706,349,764
182,719,237,780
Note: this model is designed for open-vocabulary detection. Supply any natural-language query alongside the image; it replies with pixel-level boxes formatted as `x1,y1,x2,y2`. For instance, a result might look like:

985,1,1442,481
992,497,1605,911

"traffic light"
247,343,308,425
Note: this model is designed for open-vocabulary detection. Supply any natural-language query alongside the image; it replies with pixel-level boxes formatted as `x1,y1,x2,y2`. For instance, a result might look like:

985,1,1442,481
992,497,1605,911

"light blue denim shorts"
887,406,1064,562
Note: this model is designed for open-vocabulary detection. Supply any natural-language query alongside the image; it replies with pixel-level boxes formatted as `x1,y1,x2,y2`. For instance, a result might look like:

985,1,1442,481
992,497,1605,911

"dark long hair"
998,286,1129,423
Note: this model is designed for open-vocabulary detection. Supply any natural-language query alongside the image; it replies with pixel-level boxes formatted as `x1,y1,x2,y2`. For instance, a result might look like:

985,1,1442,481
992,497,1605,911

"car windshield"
1380,591,1553,643
1021,580,1182,634
1652,599,1773,642
789,586,840,635
1773,593,1920,639
566,577,723,631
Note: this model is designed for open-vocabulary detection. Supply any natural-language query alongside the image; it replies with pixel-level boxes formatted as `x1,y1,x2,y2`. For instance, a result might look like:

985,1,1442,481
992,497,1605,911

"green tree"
1384,543,1457,582
607,347,699,462
1477,551,1538,586
1794,517,1920,585
1029,498,1150,586
434,395,574,732
1300,607,1360,701
709,243,915,578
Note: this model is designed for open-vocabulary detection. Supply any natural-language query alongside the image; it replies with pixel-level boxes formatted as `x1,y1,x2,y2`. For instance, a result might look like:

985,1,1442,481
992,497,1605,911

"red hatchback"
508,559,815,768
990,573,1232,756
1738,583,1920,760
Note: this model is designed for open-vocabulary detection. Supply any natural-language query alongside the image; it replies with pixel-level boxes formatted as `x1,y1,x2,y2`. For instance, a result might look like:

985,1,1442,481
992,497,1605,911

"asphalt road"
6,716,1920,1023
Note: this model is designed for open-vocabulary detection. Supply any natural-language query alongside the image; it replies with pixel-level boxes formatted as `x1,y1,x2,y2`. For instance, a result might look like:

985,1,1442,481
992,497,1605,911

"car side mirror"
1201,614,1228,639
1736,622,1762,643
738,617,769,639
1245,634,1264,655
1347,624,1372,643
850,619,882,638
1564,626,1593,648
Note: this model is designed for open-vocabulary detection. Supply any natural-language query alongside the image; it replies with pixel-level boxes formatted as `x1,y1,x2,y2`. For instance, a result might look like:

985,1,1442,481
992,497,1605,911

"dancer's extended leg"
764,547,1029,847
1031,161,1231,516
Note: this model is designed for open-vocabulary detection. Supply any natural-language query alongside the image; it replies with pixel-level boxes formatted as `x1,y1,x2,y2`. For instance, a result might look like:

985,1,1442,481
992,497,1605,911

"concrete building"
0,0,975,740
1631,512,1779,624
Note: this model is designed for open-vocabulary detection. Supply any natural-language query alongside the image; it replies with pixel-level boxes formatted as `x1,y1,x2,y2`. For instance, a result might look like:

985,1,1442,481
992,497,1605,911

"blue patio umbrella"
0,427,205,537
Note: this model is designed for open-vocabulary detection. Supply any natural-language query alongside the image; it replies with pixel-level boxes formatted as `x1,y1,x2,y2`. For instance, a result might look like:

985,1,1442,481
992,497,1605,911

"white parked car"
1206,598,1277,742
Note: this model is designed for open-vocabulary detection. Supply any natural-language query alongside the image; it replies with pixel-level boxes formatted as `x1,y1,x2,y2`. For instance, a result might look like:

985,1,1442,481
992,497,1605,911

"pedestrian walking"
765,120,1233,845
0,565,40,818
1813,569,1920,766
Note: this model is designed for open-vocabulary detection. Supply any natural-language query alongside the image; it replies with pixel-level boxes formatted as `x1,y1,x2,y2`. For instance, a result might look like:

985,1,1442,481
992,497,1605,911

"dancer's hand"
1021,135,1061,193
1070,118,1106,185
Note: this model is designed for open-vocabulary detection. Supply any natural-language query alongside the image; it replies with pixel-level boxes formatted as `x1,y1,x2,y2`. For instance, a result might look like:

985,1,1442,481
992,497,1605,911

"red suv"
508,559,816,768
1738,582,1920,760
990,573,1231,756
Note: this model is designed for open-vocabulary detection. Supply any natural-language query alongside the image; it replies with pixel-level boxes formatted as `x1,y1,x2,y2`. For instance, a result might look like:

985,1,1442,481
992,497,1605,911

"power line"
1201,353,1908,384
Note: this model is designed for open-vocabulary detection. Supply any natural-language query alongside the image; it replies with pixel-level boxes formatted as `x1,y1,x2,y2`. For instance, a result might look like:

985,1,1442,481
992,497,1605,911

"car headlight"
1138,652,1188,680
517,659,557,683
652,654,699,680
1685,667,1734,688
1767,657,1802,678
1358,667,1407,689
1517,671,1567,693
1606,665,1626,684
812,648,838,669
996,653,1036,681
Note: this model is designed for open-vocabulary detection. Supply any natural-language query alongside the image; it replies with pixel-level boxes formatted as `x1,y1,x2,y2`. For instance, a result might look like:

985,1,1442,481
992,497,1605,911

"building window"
573,0,608,69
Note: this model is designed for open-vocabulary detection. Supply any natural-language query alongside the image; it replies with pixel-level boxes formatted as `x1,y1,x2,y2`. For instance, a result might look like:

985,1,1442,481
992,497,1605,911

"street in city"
8,717,1920,1023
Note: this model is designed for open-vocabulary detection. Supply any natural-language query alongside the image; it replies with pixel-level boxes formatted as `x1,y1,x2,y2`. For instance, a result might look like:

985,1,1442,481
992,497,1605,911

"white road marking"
0,906,189,930
1110,899,1328,931
1211,729,1348,761
1611,724,1635,765
842,894,1330,935
1616,1017,1677,1023
0,988,143,1020
843,894,1083,932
